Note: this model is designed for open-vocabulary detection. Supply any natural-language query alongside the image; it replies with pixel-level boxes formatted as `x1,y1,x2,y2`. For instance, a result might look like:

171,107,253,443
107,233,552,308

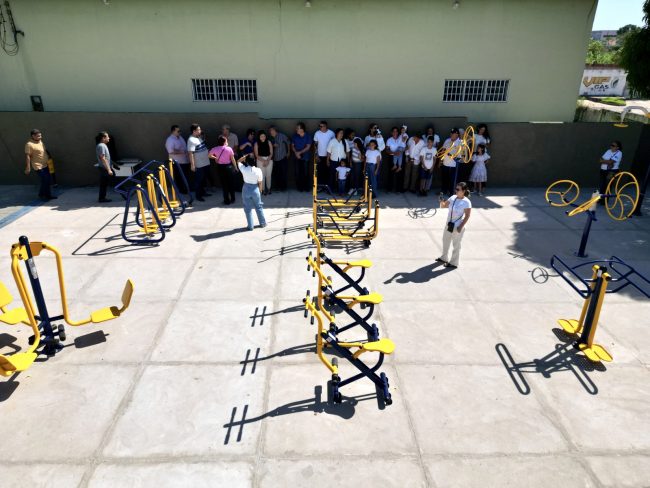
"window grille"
443,79,509,102
191,79,258,102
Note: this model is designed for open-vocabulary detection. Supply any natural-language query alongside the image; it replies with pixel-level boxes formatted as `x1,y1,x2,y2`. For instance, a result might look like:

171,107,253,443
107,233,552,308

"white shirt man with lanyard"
598,141,622,204
440,129,463,196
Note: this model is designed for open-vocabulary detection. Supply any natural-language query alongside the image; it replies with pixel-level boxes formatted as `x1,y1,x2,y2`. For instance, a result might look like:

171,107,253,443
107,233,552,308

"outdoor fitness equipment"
304,291,394,405
0,236,134,372
550,254,650,363
306,226,372,296
0,280,40,376
115,159,190,244
305,241,381,340
545,172,640,257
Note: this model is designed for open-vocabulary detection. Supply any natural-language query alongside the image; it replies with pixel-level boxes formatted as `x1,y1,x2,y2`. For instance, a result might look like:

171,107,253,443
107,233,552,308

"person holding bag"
208,136,239,205
238,155,267,231
436,182,472,269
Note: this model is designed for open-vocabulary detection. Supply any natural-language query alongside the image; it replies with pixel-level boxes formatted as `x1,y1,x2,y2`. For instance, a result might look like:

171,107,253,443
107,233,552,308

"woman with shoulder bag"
238,155,267,231
436,181,472,269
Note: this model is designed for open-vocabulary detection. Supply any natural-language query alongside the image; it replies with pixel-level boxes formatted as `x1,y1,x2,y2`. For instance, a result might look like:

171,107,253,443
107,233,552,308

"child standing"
418,136,437,196
469,144,490,196
336,160,351,195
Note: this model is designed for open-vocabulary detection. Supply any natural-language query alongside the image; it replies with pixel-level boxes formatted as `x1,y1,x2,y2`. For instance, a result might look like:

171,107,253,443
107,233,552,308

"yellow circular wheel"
463,125,475,157
605,171,639,221
545,179,580,207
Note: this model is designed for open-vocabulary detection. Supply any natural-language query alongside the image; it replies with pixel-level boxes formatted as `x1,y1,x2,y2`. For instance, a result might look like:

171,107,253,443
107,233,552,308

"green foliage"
600,97,626,106
586,39,616,64
617,0,650,98
617,24,641,36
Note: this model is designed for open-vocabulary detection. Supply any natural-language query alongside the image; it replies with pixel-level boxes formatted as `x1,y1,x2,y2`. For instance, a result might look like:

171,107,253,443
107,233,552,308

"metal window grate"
191,79,258,102
443,79,509,103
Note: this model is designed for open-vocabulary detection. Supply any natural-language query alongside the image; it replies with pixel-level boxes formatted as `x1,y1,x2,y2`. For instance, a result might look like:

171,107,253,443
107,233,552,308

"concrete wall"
0,0,596,122
0,112,643,189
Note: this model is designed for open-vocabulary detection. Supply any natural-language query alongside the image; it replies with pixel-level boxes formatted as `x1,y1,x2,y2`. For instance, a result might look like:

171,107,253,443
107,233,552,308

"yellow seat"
0,281,13,309
0,307,30,325
0,352,38,376
361,338,395,355
579,343,613,363
557,318,581,335
355,292,383,305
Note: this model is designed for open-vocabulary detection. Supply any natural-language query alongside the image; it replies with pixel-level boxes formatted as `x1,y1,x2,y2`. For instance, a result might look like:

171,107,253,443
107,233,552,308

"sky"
592,0,646,30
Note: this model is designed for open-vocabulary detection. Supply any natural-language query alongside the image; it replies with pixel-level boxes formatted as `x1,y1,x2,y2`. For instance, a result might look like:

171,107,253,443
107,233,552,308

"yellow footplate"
90,306,120,323
0,307,29,325
579,343,613,362
355,292,383,305
0,352,38,376
557,318,581,335
362,338,395,355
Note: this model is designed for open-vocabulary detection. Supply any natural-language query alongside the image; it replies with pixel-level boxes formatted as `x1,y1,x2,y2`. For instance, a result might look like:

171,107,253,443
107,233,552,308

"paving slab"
0,464,87,488
88,462,254,488
103,364,266,457
585,455,650,488
258,458,427,488
425,455,597,488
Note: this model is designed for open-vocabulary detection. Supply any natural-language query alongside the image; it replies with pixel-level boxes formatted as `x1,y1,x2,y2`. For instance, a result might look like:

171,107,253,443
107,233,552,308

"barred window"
443,79,509,102
191,79,258,102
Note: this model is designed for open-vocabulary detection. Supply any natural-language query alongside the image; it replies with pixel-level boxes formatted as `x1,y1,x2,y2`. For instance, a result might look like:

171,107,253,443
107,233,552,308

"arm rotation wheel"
605,171,639,221
545,179,580,207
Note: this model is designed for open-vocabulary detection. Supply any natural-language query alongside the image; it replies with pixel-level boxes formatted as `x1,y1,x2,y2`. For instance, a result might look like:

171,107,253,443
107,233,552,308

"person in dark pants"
165,124,190,194
598,140,623,204
209,135,239,205
187,124,211,202
95,131,114,203
24,129,56,201
269,126,290,192
291,122,312,192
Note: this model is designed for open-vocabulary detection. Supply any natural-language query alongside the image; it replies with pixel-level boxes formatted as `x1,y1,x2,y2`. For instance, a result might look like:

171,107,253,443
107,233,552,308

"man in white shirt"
165,125,190,194
313,120,335,185
403,135,425,193
598,140,623,205
186,123,211,202
440,129,463,196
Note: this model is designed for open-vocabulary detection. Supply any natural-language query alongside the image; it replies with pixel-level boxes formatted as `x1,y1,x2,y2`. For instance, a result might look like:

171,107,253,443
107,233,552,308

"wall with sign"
580,66,628,97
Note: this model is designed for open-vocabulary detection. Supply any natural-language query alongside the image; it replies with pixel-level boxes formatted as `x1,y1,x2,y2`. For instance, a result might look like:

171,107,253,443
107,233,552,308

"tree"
586,38,615,64
617,24,641,36
618,0,650,97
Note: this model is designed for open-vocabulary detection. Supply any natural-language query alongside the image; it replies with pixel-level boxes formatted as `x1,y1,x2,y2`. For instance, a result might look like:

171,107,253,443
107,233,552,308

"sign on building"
580,66,628,97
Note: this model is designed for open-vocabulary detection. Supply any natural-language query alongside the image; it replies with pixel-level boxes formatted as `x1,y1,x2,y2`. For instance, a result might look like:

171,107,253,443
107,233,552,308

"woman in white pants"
436,181,472,269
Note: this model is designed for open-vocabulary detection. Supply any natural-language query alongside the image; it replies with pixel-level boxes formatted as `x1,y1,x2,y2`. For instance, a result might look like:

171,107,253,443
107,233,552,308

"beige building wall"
0,0,595,121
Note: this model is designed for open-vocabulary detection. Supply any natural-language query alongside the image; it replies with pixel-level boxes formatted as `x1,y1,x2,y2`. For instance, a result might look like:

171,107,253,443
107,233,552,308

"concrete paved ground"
0,186,649,488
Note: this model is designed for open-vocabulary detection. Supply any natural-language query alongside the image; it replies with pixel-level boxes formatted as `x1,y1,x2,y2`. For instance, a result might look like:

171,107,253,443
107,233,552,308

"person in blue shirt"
291,122,312,192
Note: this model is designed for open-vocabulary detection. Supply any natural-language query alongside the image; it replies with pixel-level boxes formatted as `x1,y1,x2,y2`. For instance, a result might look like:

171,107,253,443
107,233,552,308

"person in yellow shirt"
24,129,56,201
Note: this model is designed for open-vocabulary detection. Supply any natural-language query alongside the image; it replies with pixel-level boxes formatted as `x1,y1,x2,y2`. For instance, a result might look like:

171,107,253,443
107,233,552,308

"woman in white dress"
469,144,490,196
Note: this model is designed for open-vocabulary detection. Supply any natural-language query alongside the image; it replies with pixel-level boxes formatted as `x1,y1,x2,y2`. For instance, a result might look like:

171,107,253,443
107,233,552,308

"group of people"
164,121,494,202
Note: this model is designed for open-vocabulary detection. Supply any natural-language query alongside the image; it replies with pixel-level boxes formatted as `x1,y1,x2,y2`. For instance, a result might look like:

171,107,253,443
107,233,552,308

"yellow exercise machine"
551,254,650,363
304,297,394,405
545,172,640,257
0,236,134,375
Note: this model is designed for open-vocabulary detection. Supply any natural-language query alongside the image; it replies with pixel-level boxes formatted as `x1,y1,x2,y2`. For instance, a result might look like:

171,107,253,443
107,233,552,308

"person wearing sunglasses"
436,182,472,269
598,141,623,205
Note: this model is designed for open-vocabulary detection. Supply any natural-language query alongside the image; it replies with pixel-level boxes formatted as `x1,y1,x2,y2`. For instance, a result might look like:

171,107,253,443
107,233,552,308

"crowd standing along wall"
0,112,643,188
0,0,595,122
